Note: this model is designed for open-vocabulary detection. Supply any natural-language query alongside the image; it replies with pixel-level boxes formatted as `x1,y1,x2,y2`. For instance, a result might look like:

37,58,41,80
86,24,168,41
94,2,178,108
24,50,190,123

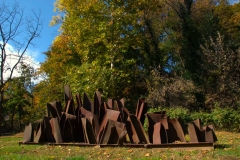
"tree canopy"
35,0,240,113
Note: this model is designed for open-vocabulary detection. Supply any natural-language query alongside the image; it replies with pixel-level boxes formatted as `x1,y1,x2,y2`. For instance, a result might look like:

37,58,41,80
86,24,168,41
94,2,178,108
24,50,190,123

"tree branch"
0,2,42,90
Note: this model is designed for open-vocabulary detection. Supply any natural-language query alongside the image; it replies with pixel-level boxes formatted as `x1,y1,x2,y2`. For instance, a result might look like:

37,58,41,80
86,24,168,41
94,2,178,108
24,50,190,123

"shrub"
144,106,240,132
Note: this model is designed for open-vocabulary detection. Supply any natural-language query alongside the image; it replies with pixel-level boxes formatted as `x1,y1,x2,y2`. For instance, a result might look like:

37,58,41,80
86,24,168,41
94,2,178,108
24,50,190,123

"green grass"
0,131,239,160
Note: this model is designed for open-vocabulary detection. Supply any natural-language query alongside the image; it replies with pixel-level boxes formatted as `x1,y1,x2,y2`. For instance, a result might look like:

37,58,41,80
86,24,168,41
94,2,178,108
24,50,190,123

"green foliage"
210,106,240,132
145,105,240,132
38,0,169,109
2,64,35,132
34,0,240,117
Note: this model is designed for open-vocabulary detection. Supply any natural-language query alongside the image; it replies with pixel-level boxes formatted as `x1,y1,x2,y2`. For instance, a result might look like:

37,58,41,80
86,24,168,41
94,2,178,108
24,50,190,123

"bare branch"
8,11,42,82
0,1,42,90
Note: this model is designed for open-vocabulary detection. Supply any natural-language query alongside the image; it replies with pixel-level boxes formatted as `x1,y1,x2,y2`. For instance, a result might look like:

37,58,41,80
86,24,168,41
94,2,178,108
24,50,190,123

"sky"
2,0,239,79
6,0,60,63
1,0,60,79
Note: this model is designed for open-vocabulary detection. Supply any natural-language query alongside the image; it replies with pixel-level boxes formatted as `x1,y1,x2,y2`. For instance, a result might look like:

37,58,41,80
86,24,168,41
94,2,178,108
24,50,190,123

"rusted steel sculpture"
152,117,182,144
146,112,168,143
81,117,96,144
49,117,62,143
153,122,167,144
47,101,62,119
168,118,186,142
97,109,120,143
188,119,217,143
22,85,217,150
128,115,149,144
83,92,93,113
94,91,101,116
23,123,34,143
204,124,218,142
100,119,126,144
135,98,148,126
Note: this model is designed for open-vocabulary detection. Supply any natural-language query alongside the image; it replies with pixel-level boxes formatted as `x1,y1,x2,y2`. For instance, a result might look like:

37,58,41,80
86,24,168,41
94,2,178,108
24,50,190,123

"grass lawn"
0,131,239,160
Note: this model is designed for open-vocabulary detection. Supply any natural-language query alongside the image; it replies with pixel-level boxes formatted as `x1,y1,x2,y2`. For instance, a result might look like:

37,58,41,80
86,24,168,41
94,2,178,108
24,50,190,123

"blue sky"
5,0,238,64
7,0,59,63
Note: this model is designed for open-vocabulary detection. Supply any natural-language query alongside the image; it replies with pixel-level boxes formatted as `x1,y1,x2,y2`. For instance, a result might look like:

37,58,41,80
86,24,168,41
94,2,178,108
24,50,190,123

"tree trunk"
0,90,3,132
18,113,22,131
11,113,14,132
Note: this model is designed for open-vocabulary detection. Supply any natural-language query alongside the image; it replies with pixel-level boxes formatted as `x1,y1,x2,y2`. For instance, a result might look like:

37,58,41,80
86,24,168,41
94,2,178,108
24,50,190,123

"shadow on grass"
215,144,232,149
0,133,16,136
66,156,86,160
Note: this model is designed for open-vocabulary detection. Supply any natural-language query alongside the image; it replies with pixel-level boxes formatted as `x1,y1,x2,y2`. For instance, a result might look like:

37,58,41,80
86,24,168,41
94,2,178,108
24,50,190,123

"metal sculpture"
188,119,217,143
100,119,126,144
135,98,148,126
97,109,120,143
168,118,186,142
146,112,168,143
50,117,62,143
22,85,217,150
23,123,34,143
81,117,96,144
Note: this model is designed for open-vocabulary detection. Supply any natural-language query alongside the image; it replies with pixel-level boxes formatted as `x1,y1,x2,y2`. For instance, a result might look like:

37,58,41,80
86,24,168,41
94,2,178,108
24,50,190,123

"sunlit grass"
0,131,239,159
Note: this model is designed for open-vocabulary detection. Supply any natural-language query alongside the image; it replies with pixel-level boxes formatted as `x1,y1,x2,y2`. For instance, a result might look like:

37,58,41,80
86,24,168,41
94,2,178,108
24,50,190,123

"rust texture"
188,119,218,143
23,85,217,147
23,123,34,143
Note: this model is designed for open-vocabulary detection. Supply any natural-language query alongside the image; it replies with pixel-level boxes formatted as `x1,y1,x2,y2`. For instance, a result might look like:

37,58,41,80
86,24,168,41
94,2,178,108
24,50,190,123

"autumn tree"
3,64,35,132
37,0,240,111
214,2,240,49
0,1,41,128
199,33,240,108
37,0,169,109
153,0,232,109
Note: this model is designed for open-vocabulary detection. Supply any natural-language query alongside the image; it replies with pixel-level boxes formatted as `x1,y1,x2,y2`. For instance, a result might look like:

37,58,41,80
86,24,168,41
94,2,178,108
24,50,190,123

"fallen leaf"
145,153,150,157
94,145,100,148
